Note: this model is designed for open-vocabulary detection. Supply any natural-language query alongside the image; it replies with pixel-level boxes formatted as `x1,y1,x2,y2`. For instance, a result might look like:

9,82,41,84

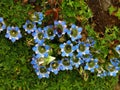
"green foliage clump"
61,0,92,24
0,0,33,27
108,5,120,20
85,25,120,62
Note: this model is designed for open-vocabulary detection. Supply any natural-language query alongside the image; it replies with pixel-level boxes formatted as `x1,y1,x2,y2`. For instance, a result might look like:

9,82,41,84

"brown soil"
87,0,120,34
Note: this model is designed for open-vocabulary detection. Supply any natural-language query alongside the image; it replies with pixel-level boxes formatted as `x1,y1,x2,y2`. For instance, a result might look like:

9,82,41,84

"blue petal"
38,75,42,79
67,40,71,45
78,27,82,32
45,73,49,78
62,51,66,57
84,65,89,70
7,26,11,30
44,53,48,57
0,17,3,22
11,38,16,43
32,46,37,51
71,24,76,28
5,33,9,38
60,44,64,49
45,45,50,50
54,70,58,75
91,69,94,72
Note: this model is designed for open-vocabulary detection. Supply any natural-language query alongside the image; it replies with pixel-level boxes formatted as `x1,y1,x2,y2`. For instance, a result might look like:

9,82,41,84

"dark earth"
87,0,120,33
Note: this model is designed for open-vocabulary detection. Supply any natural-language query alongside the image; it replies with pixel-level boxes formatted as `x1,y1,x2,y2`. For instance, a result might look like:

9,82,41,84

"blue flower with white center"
76,41,90,57
35,66,50,79
5,26,22,43
32,27,45,44
0,17,6,32
60,40,76,57
54,20,68,37
60,58,73,70
23,20,37,34
115,45,120,55
48,60,62,75
86,37,96,47
107,65,119,77
32,43,50,58
68,24,82,41
30,12,43,25
44,25,56,40
84,58,99,72
70,56,84,68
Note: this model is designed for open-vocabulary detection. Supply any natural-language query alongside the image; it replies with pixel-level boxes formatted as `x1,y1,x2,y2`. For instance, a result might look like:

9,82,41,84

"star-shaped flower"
48,60,62,75
35,66,50,79
5,26,22,42
68,24,82,41
32,43,50,58
44,25,56,40
23,20,37,34
30,12,43,25
84,58,99,72
70,56,84,68
54,20,68,37
32,27,45,44
76,41,90,57
60,58,73,71
60,40,76,57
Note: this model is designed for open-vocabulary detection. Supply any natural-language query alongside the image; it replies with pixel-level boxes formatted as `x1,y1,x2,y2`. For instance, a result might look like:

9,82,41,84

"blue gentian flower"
70,56,84,68
115,45,120,55
48,60,62,75
76,41,90,57
107,65,119,77
60,58,73,70
31,12,43,25
35,66,50,79
44,25,56,40
0,17,6,32
32,27,45,44
54,20,68,37
84,58,99,72
5,26,22,43
32,43,50,58
23,20,37,34
68,24,82,41
60,40,76,57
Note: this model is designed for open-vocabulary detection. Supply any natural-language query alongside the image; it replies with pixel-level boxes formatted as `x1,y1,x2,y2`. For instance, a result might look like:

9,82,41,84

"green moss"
0,0,33,27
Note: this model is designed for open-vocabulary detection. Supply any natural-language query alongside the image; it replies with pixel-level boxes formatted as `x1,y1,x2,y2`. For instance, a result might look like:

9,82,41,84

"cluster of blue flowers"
0,11,120,79
0,12,43,42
